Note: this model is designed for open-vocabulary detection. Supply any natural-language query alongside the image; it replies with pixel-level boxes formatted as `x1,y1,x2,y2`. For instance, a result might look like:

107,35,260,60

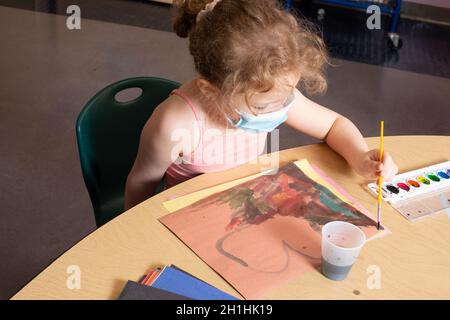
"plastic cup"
321,221,366,281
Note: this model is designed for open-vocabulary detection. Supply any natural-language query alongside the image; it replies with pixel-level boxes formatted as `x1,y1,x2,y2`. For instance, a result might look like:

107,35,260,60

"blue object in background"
284,0,402,33
285,0,292,10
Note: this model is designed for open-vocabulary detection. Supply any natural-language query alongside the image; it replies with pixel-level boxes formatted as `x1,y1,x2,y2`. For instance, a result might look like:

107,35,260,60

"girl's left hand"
354,149,399,181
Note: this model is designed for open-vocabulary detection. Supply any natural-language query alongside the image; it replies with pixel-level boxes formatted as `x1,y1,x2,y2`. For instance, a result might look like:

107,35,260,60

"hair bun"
172,0,212,38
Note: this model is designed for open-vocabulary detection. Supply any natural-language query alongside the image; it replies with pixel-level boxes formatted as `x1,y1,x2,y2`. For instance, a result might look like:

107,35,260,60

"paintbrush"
377,120,384,230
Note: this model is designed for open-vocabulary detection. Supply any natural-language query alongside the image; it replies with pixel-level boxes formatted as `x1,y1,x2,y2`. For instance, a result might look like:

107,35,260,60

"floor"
2,0,449,78
0,1,449,300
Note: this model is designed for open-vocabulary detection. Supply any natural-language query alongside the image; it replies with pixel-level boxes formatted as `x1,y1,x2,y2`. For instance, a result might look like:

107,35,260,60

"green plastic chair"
76,77,181,227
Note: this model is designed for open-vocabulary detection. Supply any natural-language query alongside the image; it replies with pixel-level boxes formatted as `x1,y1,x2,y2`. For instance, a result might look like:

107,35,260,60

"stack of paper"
118,265,238,300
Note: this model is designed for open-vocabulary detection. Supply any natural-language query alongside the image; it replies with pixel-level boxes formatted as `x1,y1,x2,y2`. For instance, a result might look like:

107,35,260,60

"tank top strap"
170,88,204,154
170,89,202,123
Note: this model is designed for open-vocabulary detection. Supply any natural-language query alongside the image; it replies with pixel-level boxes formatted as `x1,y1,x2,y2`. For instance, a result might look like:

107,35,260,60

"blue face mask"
228,92,295,132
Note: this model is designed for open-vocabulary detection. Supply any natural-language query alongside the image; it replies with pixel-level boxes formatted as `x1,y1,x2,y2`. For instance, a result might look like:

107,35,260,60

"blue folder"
151,265,238,300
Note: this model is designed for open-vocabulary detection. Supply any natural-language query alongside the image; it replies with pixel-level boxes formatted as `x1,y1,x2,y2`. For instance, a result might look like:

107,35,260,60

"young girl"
124,0,398,209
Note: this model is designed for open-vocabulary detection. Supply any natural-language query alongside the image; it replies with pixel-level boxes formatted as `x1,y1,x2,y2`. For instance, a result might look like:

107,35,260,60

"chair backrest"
76,77,181,227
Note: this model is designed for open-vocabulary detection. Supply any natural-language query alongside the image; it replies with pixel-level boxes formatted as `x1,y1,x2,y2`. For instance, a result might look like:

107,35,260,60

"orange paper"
160,160,388,299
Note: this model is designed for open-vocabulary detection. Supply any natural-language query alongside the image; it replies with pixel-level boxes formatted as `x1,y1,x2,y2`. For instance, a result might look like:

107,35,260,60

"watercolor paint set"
368,161,450,221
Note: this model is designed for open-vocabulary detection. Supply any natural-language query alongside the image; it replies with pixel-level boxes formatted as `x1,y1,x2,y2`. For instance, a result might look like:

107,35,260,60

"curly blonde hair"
172,0,328,126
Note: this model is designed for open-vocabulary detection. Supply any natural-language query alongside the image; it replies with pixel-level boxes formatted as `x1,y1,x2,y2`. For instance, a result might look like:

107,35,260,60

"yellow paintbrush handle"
377,120,384,230
378,121,384,199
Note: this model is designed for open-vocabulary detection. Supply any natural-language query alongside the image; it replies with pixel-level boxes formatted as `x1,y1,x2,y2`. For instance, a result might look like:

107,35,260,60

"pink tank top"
164,89,268,188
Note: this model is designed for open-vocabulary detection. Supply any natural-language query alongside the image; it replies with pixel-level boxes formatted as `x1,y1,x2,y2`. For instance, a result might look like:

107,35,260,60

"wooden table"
11,136,450,300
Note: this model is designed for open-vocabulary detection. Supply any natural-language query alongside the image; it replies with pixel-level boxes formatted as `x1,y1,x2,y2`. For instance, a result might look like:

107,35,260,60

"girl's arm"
124,101,193,210
285,89,398,181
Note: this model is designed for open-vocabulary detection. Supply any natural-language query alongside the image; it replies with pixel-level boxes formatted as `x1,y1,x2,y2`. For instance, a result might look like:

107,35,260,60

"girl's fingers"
369,159,379,173
372,150,389,172
370,149,382,161
381,164,399,182
382,152,392,165
366,150,398,181
376,162,383,171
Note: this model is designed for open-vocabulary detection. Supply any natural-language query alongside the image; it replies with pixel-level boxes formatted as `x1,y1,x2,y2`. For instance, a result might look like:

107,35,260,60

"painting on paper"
160,161,386,299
